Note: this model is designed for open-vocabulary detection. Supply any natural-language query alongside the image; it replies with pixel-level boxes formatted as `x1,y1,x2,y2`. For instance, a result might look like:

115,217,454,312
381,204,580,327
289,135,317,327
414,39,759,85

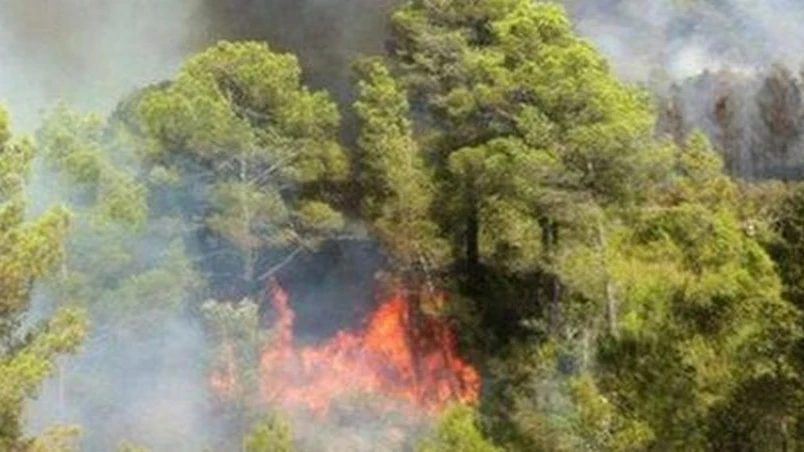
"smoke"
198,0,398,103
565,0,804,81
26,314,218,451
0,0,201,131
5,0,804,131
23,153,216,449
562,0,804,180
0,0,400,132
5,1,396,448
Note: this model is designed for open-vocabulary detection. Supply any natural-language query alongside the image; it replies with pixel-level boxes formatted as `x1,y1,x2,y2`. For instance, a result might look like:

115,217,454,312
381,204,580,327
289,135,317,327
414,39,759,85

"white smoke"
567,0,804,81
0,0,202,131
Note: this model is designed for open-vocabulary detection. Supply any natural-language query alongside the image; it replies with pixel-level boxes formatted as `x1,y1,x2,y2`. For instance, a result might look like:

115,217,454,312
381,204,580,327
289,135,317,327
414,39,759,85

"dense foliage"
0,106,86,450
5,1,804,450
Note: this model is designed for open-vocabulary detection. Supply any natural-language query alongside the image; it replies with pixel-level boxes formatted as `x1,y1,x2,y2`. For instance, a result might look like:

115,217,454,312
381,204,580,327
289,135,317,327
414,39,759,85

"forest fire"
255,284,480,416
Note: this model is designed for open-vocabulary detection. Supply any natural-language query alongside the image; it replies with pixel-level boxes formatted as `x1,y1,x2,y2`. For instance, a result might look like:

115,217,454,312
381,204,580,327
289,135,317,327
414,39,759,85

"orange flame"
256,284,480,416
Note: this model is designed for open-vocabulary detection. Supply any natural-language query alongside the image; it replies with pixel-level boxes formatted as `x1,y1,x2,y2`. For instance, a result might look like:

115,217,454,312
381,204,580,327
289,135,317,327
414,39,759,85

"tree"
765,182,804,444
381,2,804,449
33,103,202,450
243,412,293,452
416,405,499,452
755,63,804,176
769,184,804,314
485,341,653,451
655,83,688,147
29,426,81,452
36,104,198,323
138,41,349,296
594,133,802,449
386,0,669,339
115,440,151,452
352,57,447,281
0,105,87,450
712,81,744,177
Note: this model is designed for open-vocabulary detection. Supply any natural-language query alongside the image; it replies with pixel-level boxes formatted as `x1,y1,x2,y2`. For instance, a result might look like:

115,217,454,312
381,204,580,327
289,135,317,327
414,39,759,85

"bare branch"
257,246,306,281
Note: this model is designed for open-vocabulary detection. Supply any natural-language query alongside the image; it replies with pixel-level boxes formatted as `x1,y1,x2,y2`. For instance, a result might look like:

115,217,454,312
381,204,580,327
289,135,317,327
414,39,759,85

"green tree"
416,405,499,452
594,133,801,449
386,0,668,333
765,182,804,444
0,105,87,450
382,2,804,449
485,341,652,451
353,57,447,281
138,41,348,295
243,412,293,452
769,183,804,311
29,426,81,452
33,103,201,450
36,103,199,329
115,440,150,452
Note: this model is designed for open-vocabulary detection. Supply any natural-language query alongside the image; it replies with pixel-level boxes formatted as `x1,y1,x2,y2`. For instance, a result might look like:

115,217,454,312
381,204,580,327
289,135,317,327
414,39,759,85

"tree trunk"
596,217,618,337
541,217,561,333
240,156,255,290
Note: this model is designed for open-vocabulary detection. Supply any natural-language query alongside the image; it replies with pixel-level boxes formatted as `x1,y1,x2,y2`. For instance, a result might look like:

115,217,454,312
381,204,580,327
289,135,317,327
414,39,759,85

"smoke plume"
198,0,398,102
565,0,804,81
5,0,804,131
0,0,201,130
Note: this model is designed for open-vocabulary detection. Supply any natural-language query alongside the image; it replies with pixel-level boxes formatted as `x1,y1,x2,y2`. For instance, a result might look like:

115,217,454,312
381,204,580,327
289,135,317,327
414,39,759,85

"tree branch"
257,246,306,281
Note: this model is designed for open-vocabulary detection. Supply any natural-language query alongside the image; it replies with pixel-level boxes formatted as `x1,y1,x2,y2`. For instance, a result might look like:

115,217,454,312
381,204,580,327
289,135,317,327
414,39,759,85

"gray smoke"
565,0,804,81
26,312,217,451
0,0,399,132
198,0,398,103
0,0,201,131
5,0,804,131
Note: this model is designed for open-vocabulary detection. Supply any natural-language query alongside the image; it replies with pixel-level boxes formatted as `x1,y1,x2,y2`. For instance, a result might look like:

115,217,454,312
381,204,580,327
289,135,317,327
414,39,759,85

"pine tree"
138,41,349,296
0,105,87,450
353,57,447,280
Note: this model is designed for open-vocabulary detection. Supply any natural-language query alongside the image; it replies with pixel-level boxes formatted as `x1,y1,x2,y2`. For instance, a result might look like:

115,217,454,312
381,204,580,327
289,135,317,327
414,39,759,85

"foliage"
32,102,202,450
36,104,199,326
28,425,81,452
385,1,673,343
594,134,801,449
116,439,151,452
0,105,87,450
243,412,293,452
353,57,448,274
416,405,499,452
138,41,348,292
